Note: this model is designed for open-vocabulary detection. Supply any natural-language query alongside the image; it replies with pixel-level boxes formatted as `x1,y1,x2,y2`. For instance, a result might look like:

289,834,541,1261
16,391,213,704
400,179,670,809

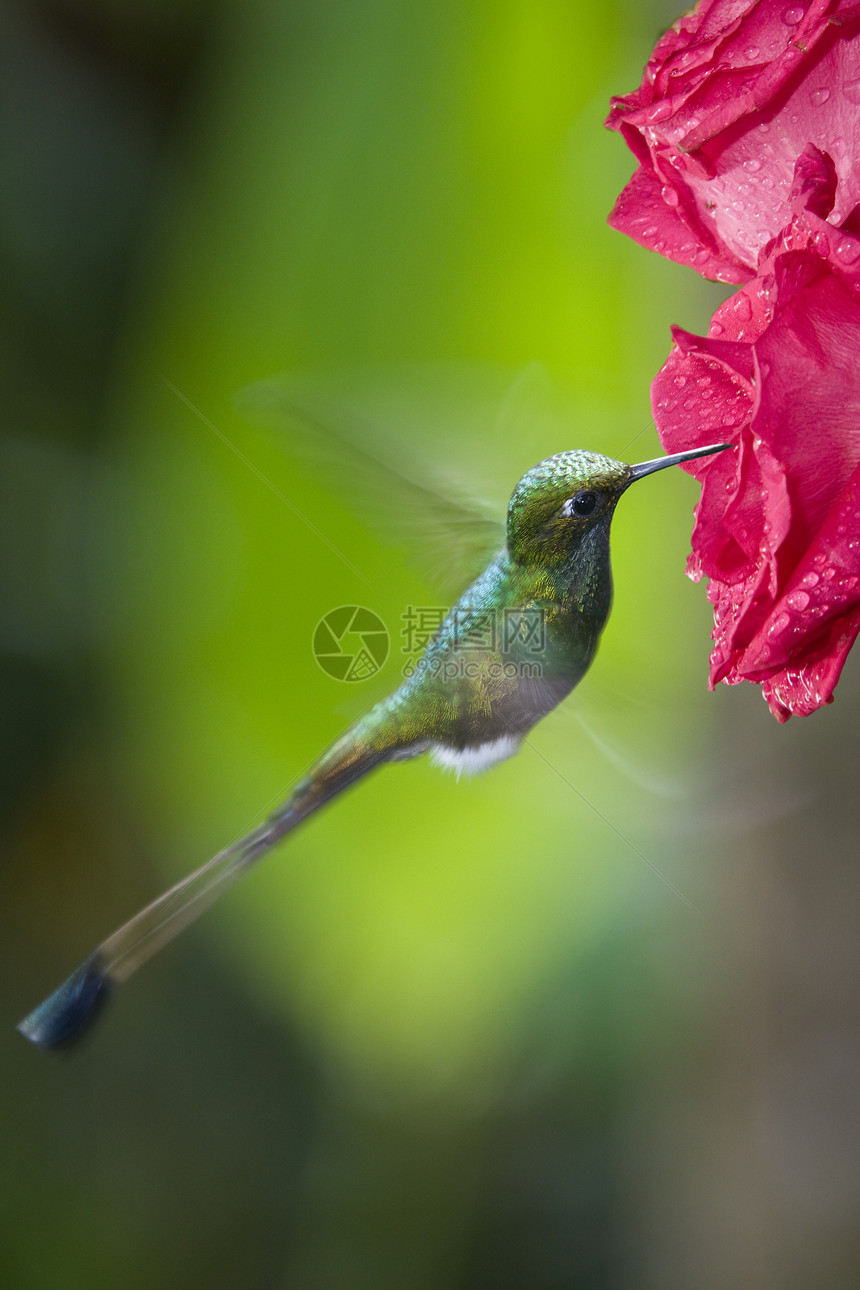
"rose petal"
607,1,860,277
608,162,751,283
649,148,860,718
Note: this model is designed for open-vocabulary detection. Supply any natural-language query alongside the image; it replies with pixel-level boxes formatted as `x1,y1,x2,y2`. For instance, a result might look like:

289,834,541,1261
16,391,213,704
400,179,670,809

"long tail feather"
18,734,391,1048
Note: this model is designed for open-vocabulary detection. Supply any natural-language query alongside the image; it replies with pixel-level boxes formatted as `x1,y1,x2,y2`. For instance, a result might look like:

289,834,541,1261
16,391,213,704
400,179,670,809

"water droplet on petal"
661,185,680,208
811,87,831,106
835,237,860,263
674,374,687,388
757,122,770,134
800,571,820,588
710,321,724,336
743,157,762,173
782,6,805,25
768,611,791,636
787,590,810,611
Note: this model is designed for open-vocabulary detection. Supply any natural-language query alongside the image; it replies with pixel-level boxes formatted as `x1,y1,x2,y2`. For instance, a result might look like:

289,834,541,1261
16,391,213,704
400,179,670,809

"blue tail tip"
17,957,113,1049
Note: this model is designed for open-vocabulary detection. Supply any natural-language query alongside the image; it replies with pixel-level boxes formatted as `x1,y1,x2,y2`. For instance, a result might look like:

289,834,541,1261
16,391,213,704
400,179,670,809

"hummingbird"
18,439,730,1048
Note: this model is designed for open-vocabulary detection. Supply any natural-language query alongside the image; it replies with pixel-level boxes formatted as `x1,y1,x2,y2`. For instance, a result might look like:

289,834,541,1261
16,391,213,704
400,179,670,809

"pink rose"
652,147,860,720
606,0,860,283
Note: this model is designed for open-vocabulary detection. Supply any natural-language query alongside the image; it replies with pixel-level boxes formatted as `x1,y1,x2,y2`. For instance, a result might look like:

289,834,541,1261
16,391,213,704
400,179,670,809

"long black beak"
628,442,732,482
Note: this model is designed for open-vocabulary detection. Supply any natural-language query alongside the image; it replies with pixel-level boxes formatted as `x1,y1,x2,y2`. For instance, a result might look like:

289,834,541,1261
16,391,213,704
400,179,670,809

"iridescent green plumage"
17,442,729,1047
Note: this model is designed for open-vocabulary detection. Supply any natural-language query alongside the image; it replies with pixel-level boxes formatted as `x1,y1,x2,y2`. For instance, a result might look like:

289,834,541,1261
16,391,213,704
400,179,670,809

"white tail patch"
430,735,520,779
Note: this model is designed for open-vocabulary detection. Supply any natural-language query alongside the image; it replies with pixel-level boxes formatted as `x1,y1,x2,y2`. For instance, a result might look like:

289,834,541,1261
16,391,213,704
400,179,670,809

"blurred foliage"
4,1,860,1288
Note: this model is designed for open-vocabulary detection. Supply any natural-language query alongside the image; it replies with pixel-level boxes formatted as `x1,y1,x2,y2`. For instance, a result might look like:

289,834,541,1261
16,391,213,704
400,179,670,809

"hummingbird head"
506,443,731,566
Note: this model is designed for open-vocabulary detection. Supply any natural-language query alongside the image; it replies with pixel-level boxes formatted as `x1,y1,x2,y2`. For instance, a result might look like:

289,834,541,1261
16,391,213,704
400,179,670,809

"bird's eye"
563,490,597,518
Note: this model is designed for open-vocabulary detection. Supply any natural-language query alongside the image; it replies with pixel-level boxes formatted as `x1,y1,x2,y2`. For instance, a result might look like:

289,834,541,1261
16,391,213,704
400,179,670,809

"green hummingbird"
18,439,730,1048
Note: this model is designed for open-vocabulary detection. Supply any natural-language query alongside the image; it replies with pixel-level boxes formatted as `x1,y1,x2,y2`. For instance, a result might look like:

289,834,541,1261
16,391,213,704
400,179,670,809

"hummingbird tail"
17,730,394,1048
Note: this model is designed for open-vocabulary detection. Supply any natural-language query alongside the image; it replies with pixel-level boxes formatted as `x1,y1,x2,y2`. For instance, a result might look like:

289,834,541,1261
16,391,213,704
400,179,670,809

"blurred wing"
235,367,526,596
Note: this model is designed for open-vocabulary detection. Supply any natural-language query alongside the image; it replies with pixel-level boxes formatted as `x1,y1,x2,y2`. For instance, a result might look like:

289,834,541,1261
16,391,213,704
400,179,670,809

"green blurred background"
4,1,860,1286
